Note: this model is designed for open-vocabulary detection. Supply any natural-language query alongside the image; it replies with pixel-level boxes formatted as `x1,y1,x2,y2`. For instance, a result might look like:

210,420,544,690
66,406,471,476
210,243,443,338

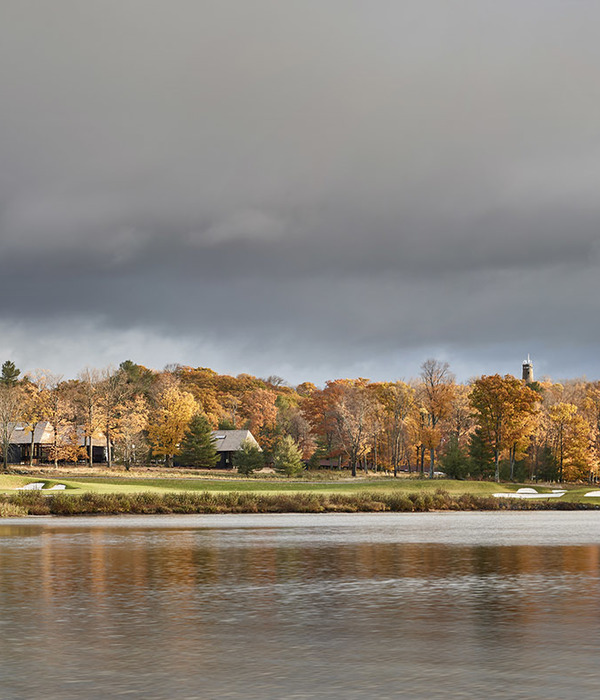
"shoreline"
1,490,599,517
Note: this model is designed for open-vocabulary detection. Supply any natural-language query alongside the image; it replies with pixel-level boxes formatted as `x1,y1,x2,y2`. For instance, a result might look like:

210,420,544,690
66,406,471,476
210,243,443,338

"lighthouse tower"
522,355,534,384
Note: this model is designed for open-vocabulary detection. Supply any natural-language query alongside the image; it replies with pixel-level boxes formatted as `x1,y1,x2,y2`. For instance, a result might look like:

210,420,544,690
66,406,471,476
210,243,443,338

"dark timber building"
8,422,107,464
211,429,261,469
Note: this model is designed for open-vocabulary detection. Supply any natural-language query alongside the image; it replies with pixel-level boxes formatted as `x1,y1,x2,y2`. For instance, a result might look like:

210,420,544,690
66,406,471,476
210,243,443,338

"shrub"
0,488,598,516
0,502,27,517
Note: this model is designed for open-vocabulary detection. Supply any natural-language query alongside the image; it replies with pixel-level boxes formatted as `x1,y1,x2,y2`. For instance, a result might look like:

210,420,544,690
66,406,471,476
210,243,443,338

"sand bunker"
16,482,45,490
13,482,66,491
493,488,565,499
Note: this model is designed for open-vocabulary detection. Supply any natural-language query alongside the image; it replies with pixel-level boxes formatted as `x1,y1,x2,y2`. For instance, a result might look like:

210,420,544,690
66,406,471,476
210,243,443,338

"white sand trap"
493,490,565,499
16,482,45,491
516,488,538,494
48,484,66,490
584,491,600,497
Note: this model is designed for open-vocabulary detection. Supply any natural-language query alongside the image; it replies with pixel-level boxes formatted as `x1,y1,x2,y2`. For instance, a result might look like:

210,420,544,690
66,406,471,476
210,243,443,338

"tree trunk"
557,432,563,482
351,459,356,477
29,426,35,468
429,447,435,478
509,445,515,481
559,454,563,482
374,436,377,473
495,448,500,483
106,426,112,469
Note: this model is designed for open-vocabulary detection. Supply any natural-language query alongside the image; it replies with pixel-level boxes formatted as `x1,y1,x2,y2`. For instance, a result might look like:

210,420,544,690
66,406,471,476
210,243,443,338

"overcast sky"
1,1,599,385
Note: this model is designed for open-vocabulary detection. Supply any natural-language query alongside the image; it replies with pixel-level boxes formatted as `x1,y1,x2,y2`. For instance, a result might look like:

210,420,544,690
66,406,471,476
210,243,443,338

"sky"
1,1,599,386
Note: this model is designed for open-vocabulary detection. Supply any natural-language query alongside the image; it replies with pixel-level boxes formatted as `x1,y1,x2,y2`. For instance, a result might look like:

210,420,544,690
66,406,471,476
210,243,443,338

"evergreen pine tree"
234,438,264,476
537,444,559,482
0,361,20,387
178,414,219,468
468,427,495,478
440,435,469,479
273,436,305,477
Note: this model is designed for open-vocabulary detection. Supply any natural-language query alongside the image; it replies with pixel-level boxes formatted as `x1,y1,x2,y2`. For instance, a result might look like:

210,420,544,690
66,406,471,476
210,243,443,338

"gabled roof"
210,430,261,452
9,421,53,445
9,422,106,447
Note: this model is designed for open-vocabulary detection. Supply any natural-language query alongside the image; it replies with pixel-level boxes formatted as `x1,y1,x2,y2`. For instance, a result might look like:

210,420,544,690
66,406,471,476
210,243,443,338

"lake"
1,512,600,699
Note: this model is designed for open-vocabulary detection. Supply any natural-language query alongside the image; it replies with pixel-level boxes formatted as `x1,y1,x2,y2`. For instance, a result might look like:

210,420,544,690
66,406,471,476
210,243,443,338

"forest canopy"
0,359,597,482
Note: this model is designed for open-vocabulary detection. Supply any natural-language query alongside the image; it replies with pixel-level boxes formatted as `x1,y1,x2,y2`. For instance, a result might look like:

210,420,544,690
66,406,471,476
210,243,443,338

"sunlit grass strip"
1,490,598,516
2,476,517,496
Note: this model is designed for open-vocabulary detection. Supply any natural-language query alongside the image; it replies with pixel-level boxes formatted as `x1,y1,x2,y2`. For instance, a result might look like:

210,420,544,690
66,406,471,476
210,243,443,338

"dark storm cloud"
1,0,600,381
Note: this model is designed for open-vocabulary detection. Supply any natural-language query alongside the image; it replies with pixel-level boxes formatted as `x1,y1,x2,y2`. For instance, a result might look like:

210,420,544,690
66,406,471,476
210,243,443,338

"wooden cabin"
210,429,261,469
8,421,107,464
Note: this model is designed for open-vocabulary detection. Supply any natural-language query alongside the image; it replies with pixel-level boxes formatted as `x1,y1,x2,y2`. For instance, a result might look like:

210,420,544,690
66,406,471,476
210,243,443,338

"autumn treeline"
0,358,599,482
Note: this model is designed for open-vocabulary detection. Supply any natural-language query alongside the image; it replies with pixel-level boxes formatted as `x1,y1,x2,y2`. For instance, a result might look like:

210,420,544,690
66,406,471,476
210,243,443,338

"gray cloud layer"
1,1,599,382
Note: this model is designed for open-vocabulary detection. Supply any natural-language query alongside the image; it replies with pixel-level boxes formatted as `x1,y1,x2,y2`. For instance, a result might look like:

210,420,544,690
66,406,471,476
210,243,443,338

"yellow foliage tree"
148,386,198,467
375,381,417,475
470,374,538,483
419,359,456,477
327,379,378,477
0,383,24,470
548,402,595,482
20,373,51,467
114,394,149,470
584,382,600,470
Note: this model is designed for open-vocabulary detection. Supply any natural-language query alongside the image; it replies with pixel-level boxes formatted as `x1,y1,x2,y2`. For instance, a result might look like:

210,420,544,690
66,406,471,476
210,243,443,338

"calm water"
1,512,600,699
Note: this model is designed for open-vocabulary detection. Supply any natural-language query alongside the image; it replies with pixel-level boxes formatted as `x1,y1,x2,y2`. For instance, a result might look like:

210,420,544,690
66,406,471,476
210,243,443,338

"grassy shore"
0,467,599,515
1,488,599,517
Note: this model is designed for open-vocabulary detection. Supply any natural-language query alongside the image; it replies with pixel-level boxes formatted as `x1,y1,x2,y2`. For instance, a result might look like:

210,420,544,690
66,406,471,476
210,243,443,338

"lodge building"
7,421,107,464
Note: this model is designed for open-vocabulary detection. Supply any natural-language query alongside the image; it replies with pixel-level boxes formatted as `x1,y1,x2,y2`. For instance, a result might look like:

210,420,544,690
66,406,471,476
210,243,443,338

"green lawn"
557,487,600,504
2,473,593,500
0,475,36,490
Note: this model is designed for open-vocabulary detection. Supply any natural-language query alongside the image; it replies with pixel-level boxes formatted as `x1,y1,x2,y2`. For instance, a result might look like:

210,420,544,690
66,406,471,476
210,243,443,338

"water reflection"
1,513,600,699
